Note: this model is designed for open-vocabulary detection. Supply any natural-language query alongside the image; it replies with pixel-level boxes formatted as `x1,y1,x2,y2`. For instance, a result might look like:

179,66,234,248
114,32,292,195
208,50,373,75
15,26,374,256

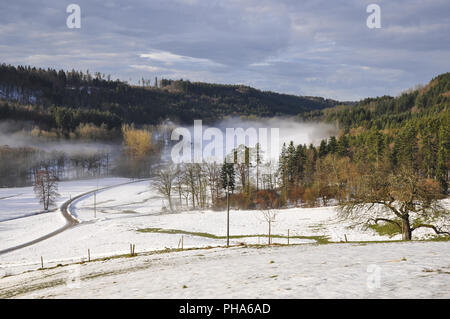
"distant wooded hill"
300,72,450,130
0,63,343,131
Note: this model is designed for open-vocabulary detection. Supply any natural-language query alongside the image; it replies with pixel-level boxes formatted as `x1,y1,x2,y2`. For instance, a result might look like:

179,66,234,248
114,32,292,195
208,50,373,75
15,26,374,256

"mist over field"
0,120,118,156
0,120,120,187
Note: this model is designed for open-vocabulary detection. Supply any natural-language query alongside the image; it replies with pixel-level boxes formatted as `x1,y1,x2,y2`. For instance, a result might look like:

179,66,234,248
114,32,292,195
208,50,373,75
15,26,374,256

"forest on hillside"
0,64,342,132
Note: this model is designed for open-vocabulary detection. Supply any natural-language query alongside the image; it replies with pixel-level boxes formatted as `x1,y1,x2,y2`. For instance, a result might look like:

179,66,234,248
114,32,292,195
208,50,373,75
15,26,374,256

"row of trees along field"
0,146,111,187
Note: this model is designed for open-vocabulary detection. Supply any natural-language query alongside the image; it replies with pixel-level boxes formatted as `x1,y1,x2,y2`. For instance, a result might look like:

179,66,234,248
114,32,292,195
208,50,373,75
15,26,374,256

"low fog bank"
0,120,119,156
0,117,336,158
215,117,337,148
0,121,121,187
162,117,338,162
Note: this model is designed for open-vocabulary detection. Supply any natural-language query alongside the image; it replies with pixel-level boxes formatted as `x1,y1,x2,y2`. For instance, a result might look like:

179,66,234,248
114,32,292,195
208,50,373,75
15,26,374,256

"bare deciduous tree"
33,168,59,211
262,209,277,245
205,162,221,205
154,165,179,212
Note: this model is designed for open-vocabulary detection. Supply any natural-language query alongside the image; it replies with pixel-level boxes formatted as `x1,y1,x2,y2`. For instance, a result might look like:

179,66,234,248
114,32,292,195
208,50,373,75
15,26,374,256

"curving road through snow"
0,179,145,256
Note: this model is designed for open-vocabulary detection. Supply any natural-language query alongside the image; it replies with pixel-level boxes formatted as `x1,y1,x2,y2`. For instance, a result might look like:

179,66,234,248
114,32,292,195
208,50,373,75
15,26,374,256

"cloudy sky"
1,0,449,100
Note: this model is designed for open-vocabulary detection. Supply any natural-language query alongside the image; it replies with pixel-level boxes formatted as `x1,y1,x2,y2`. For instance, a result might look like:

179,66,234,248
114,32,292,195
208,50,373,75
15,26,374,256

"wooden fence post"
40,256,43,269
129,244,136,256
88,249,90,262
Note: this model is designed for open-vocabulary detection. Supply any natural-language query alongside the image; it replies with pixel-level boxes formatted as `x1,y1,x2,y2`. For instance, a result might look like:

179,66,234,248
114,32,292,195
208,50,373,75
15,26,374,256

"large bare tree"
339,165,449,240
33,168,59,211
154,165,179,212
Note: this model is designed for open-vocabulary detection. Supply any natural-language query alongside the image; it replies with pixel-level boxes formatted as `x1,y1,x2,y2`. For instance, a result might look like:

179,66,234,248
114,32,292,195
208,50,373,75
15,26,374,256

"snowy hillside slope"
1,241,449,298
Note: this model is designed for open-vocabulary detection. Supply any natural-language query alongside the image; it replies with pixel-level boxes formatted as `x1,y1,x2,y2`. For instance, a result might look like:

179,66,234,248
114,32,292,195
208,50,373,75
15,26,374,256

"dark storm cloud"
0,0,449,100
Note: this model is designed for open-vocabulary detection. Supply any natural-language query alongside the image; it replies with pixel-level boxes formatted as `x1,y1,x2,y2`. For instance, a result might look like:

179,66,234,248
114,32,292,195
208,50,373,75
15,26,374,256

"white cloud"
129,64,165,72
139,51,222,67
249,62,271,67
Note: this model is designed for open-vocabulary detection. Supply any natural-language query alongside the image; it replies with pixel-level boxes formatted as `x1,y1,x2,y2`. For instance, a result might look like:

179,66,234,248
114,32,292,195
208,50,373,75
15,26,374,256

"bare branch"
411,224,450,236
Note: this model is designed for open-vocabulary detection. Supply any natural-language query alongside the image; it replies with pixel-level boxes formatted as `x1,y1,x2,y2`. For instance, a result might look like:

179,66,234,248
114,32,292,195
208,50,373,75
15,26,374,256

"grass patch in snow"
136,227,329,244
367,222,450,242
122,210,139,214
368,221,401,238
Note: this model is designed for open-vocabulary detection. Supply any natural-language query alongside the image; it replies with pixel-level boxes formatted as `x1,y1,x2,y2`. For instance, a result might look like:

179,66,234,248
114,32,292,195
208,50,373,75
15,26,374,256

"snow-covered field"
1,241,449,298
0,177,449,298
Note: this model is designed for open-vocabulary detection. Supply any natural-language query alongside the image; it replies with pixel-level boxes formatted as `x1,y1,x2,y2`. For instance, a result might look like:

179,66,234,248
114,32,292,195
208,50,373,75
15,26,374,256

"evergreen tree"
328,136,338,154
220,162,235,193
278,143,288,205
255,143,262,191
394,122,418,170
318,139,328,158
287,141,297,184
421,125,437,178
294,144,306,183
436,122,449,194
337,135,350,158
367,126,384,167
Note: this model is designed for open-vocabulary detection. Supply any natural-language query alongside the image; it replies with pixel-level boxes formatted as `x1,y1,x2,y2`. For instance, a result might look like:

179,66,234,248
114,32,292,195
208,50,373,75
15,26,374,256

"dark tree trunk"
168,195,173,212
401,216,412,240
